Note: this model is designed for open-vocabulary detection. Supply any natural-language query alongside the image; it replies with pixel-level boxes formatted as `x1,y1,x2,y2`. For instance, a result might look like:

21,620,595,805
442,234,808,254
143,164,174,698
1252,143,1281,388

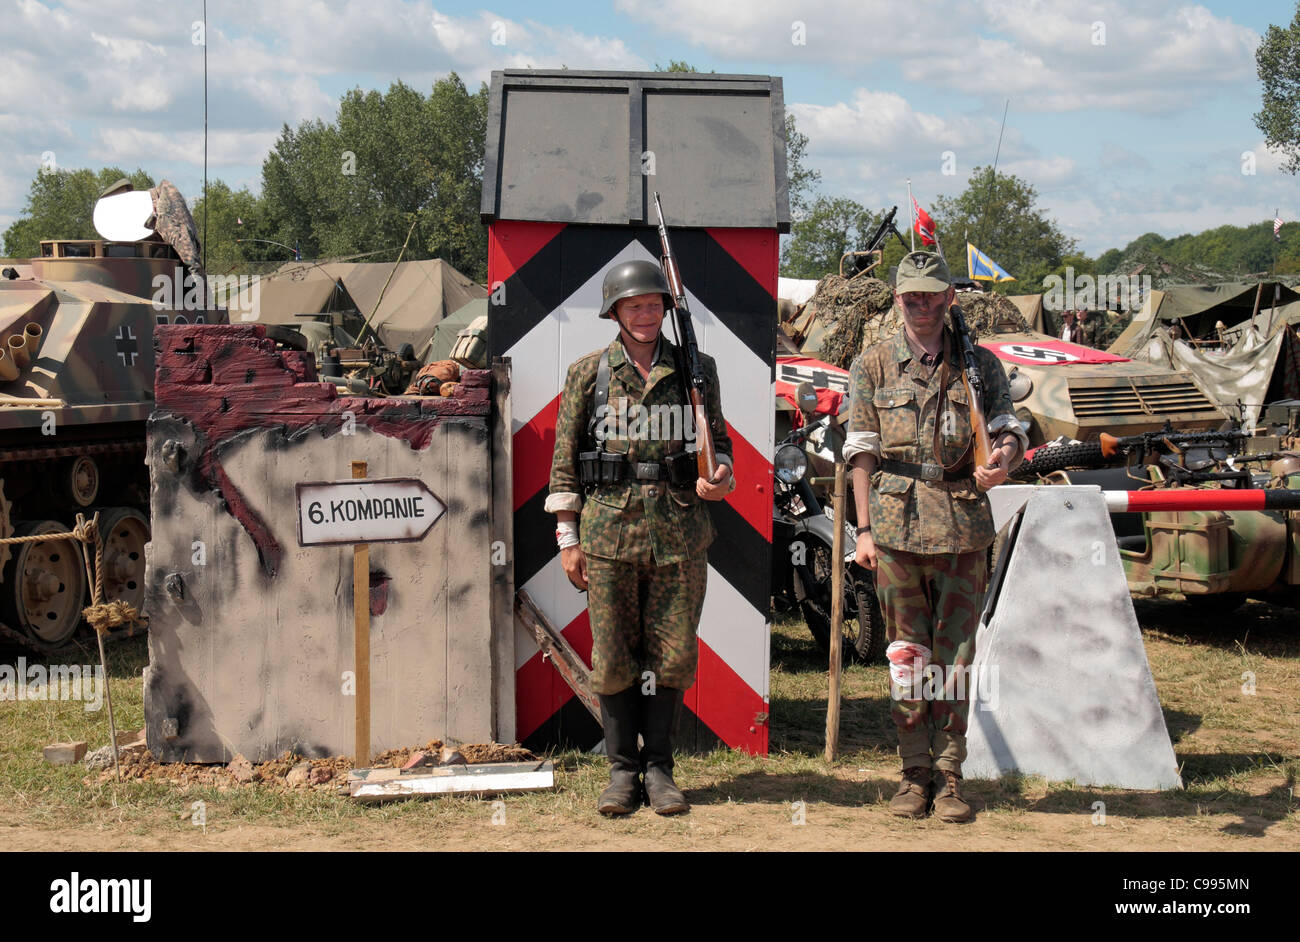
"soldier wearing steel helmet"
547,259,735,817
845,250,1027,823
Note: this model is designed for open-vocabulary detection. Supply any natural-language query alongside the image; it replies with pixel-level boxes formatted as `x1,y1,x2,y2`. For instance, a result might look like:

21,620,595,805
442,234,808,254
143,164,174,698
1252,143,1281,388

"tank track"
0,435,148,656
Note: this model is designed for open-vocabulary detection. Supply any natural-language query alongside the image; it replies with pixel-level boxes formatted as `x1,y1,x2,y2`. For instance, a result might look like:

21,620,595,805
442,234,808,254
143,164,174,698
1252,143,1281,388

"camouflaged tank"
0,180,224,651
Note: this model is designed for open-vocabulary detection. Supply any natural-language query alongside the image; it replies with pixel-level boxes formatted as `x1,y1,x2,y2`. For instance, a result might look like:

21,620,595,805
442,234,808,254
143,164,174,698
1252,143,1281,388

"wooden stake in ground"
352,460,371,766
825,446,847,762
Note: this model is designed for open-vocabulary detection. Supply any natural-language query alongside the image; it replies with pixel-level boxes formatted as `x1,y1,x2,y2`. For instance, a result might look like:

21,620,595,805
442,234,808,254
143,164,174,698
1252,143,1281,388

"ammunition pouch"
579,451,627,486
664,450,696,486
579,449,697,487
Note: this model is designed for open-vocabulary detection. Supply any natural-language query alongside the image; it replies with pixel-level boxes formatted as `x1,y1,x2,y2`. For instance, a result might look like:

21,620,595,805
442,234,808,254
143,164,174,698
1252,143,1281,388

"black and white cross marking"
778,361,850,393
1001,344,1079,363
115,324,139,367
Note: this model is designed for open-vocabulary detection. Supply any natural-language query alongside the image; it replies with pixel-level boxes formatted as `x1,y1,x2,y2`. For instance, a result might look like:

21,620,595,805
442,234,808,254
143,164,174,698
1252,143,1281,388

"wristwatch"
856,525,871,536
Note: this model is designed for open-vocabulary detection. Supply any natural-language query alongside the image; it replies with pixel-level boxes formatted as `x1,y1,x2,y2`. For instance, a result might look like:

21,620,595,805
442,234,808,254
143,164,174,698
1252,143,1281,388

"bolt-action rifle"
948,304,994,471
652,191,717,482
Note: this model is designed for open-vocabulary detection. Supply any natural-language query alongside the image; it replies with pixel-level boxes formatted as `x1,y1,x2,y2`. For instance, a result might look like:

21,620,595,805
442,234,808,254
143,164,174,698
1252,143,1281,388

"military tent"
252,259,486,357
1155,282,1300,339
425,297,487,365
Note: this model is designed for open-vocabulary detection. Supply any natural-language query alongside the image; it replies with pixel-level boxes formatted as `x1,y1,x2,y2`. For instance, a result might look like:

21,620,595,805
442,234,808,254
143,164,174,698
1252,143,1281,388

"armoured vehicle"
1020,410,1300,610
0,180,224,650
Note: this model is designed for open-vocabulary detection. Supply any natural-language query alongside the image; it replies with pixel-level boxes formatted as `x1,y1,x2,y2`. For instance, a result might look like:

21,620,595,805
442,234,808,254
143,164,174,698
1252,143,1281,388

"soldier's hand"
561,545,588,591
974,444,1014,490
854,530,878,571
696,463,732,501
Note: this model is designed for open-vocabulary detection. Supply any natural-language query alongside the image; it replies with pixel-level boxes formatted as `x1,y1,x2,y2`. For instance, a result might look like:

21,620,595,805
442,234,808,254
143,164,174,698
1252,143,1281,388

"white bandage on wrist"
556,521,579,550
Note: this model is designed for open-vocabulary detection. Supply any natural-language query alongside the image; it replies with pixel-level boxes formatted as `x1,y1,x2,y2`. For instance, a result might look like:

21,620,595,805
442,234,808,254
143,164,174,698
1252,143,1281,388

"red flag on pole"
912,196,936,247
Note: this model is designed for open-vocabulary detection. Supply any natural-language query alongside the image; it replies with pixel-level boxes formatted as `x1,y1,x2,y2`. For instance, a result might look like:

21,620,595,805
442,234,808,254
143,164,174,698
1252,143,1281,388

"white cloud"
618,0,1260,115
0,0,647,226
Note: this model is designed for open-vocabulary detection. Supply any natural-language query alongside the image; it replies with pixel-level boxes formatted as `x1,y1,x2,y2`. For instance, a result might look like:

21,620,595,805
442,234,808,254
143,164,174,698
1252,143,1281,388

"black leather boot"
597,687,643,816
641,686,689,815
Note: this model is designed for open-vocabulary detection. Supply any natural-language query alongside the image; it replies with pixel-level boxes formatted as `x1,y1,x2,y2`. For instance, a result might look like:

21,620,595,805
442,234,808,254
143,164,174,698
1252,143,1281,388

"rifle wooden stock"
948,303,995,469
653,190,719,482
963,371,994,469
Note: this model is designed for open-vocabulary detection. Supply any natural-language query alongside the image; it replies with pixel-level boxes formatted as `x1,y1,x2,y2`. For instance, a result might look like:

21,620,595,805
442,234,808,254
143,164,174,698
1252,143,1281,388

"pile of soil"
85,741,537,789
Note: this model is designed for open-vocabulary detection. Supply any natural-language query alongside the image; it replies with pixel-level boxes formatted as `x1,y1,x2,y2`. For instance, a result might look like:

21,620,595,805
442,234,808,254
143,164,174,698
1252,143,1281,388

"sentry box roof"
481,70,791,232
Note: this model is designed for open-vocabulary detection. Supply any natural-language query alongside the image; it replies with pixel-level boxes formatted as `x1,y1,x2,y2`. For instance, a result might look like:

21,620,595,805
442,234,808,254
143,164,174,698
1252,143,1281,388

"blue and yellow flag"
966,242,1015,282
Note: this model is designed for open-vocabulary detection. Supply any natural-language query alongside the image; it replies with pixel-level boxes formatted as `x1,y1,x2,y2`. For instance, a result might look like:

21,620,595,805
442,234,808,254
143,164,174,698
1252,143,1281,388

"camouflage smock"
844,326,1024,554
546,334,734,565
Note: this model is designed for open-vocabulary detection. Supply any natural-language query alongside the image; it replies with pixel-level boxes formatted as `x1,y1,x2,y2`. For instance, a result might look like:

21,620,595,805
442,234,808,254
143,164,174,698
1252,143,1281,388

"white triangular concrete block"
965,486,1182,790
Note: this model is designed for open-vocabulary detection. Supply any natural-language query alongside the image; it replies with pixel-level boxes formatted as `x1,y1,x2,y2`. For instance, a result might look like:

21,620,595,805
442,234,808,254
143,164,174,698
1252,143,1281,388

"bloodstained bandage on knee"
886,641,931,700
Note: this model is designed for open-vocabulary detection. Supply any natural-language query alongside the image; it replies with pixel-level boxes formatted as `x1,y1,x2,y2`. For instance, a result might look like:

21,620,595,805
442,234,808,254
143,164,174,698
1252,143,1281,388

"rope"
0,517,147,634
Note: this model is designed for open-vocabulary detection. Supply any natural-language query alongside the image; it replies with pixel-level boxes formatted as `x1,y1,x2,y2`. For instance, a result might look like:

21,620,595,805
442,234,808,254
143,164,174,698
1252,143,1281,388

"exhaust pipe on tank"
6,334,28,370
0,346,18,382
22,322,42,358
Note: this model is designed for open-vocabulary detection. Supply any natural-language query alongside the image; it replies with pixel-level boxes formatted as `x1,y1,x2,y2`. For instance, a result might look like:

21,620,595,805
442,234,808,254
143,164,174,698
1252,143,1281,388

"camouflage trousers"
585,553,708,695
875,545,987,773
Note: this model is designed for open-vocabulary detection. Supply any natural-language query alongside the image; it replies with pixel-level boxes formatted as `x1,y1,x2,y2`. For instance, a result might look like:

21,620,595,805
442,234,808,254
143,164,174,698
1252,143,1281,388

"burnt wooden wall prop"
143,324,499,762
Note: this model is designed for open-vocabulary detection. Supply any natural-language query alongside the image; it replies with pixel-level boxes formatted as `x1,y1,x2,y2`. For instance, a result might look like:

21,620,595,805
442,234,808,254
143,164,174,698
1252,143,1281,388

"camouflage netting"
955,291,1031,338
806,274,1031,370
806,274,897,370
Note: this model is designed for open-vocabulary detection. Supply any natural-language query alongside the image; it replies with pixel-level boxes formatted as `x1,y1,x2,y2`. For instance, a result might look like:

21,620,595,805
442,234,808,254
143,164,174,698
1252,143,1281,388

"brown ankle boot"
932,769,972,823
889,766,932,818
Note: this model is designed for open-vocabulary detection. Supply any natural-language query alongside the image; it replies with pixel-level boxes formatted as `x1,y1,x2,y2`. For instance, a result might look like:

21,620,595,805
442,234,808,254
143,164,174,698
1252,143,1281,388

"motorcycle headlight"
775,444,808,484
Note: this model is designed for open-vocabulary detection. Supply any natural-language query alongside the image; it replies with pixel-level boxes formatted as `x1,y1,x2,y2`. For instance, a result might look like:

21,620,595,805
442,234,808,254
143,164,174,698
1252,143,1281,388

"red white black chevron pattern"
490,221,776,755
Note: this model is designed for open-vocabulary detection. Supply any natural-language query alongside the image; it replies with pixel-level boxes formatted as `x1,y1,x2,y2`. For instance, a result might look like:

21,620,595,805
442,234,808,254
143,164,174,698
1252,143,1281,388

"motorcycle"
770,389,886,664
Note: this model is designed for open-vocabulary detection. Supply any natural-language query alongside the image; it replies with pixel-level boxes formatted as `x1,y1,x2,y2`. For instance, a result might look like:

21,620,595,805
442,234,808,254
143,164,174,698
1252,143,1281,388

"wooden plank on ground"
348,759,555,802
515,588,601,725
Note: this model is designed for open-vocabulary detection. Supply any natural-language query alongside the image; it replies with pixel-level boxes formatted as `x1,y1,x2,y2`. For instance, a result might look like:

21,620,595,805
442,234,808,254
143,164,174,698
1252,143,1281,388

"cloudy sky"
1,0,1295,257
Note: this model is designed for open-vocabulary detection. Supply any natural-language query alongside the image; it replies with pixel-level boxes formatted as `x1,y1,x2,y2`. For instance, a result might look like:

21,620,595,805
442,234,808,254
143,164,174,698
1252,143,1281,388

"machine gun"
839,206,910,278
652,191,718,482
1014,422,1257,484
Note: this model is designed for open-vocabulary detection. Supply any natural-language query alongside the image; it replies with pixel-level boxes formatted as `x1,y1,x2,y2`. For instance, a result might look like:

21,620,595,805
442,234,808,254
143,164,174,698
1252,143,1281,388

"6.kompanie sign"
296,477,445,546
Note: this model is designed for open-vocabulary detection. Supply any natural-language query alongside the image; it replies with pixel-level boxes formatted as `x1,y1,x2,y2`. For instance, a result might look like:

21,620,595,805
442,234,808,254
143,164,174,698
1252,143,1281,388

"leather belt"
879,458,974,483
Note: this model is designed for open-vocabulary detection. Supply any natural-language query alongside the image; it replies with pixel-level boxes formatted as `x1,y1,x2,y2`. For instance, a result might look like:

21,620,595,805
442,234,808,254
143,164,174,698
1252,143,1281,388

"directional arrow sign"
296,477,445,547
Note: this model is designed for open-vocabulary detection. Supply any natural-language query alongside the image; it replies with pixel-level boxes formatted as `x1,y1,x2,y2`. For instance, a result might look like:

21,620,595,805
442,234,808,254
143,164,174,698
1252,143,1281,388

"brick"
228,754,256,784
43,741,87,765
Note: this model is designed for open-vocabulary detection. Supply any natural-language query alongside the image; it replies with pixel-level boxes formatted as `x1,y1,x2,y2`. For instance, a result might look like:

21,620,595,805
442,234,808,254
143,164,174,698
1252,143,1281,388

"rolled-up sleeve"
547,360,590,514
703,355,737,493
842,354,881,463
977,348,1029,467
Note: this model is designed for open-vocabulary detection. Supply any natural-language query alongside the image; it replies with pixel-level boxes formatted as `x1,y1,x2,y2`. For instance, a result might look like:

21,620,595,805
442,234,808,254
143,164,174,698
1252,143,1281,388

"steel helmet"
600,260,672,319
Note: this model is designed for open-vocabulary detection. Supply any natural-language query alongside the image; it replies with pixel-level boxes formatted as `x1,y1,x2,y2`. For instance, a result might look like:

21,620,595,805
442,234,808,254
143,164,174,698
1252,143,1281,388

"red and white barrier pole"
1103,488,1300,513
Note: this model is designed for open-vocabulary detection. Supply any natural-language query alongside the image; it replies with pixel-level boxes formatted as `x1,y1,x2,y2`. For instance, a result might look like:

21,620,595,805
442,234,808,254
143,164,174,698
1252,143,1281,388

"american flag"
1275,215,1284,242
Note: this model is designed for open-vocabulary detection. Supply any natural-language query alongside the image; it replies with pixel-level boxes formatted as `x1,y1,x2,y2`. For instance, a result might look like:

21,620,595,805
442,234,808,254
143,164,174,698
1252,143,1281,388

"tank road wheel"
0,520,88,647
67,456,100,507
96,507,150,614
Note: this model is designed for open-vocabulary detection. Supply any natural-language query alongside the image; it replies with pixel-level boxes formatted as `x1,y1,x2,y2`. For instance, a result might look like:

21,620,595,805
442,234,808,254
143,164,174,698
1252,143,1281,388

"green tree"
781,196,875,278
3,166,154,258
1255,2,1300,174
784,114,821,221
653,60,712,72
932,165,1078,292
190,180,273,273
260,75,490,280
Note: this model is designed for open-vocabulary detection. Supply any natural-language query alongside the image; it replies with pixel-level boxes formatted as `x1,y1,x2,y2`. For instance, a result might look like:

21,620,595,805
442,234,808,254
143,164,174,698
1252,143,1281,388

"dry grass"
1,598,1296,850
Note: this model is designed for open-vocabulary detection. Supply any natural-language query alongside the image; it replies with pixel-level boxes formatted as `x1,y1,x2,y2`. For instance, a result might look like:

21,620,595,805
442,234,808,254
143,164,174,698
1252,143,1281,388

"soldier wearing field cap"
844,251,1028,823
547,259,736,817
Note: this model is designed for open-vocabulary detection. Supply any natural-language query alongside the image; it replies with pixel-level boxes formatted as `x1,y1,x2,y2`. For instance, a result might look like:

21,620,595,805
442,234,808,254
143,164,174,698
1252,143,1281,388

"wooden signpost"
295,464,446,765
825,417,848,763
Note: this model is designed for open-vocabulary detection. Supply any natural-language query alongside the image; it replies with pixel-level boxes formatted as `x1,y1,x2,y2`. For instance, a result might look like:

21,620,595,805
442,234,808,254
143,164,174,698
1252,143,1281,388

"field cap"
895,251,952,293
